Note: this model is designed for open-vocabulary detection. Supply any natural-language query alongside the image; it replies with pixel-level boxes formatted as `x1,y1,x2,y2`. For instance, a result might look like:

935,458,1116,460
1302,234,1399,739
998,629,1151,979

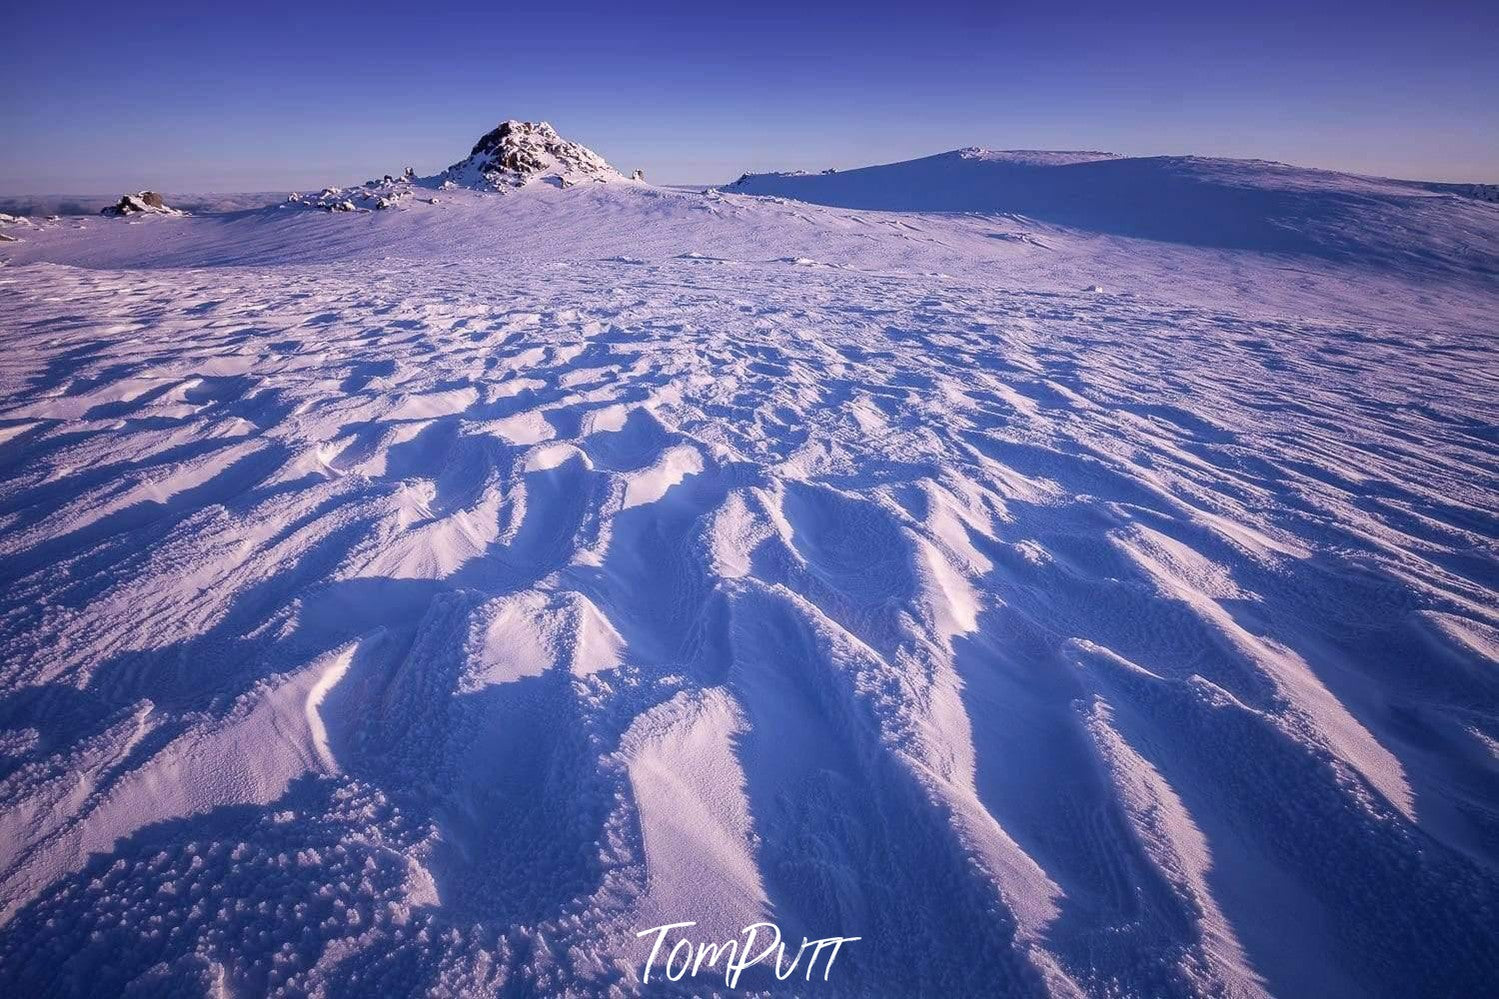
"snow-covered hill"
0,130,1496,998
729,148,1499,271
275,120,628,214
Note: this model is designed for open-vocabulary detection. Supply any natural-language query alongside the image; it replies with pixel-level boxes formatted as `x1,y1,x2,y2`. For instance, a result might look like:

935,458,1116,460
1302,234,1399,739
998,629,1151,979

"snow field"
0,157,1496,996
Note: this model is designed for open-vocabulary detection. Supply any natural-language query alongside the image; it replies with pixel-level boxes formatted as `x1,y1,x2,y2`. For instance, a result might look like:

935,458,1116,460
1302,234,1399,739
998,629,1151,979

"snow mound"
444,119,620,189
728,148,1499,265
0,213,36,242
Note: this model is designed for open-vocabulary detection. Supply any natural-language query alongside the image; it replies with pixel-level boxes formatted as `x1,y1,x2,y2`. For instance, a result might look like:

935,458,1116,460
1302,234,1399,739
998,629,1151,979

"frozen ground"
0,139,1497,997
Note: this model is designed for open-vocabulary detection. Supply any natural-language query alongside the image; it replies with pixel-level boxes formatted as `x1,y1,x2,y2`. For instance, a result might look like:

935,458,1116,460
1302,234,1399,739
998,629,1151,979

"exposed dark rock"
445,120,617,189
101,191,177,216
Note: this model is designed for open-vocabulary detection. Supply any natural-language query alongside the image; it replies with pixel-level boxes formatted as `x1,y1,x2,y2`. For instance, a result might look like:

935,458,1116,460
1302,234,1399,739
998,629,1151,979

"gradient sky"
4,0,1497,192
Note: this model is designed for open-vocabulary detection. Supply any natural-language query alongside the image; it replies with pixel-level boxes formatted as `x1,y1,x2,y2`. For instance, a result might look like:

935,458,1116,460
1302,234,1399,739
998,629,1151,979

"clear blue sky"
4,0,1496,192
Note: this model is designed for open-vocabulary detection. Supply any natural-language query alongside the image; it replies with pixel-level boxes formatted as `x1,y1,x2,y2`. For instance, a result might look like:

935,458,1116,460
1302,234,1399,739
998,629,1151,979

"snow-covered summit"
281,119,625,213
444,120,620,189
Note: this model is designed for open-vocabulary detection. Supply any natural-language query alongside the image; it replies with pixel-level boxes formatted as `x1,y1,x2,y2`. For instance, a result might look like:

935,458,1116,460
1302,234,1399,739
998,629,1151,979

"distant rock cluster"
284,181,417,214
101,191,183,217
275,119,626,216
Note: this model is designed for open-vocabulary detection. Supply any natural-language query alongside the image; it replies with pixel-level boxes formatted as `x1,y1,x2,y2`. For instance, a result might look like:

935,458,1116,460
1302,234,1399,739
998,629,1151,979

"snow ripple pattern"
0,243,1495,997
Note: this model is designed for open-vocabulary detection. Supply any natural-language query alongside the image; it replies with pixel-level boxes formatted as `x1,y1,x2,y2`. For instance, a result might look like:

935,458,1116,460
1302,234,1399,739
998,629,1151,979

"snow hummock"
0,213,34,241
728,147,1499,265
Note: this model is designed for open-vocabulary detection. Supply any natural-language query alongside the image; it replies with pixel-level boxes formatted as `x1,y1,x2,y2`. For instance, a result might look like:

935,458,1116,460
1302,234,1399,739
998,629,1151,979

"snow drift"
729,148,1499,270
0,126,1497,998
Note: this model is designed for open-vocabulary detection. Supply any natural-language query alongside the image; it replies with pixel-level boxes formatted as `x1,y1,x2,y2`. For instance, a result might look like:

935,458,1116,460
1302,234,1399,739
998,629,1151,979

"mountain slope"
729,148,1499,269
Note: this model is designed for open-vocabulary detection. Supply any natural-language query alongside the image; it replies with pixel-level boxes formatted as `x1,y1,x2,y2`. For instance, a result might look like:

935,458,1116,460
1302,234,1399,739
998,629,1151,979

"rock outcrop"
444,120,619,189
101,192,181,217
282,119,627,214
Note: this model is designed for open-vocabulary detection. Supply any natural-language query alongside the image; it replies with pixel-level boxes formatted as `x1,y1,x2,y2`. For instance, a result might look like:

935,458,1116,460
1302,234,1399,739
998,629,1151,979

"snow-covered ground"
0,130,1496,997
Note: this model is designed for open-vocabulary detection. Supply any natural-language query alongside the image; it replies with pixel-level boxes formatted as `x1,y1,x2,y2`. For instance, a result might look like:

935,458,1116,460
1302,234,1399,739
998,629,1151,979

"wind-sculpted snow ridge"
729,149,1499,271
0,170,1496,998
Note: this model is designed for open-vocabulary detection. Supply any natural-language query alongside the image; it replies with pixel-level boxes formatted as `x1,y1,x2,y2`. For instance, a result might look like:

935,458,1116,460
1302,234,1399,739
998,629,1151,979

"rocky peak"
101,191,183,217
446,120,618,189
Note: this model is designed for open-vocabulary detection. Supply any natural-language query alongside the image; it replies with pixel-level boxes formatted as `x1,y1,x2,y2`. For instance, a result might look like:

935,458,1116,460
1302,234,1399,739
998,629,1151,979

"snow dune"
0,146,1496,997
